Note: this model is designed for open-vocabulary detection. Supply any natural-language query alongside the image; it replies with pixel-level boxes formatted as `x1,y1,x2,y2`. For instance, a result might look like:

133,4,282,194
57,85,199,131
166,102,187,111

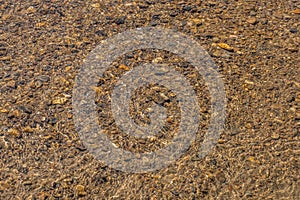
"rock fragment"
217,43,234,52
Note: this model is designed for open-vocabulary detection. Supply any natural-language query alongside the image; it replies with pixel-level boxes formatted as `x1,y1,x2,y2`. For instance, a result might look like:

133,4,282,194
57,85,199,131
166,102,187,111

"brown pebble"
0,56,11,61
23,126,34,133
8,128,20,137
119,64,130,71
217,43,234,52
91,3,101,8
52,97,68,105
7,80,16,88
247,17,257,24
23,181,32,186
271,133,280,140
0,109,9,113
75,185,87,196
291,9,300,14
0,181,10,191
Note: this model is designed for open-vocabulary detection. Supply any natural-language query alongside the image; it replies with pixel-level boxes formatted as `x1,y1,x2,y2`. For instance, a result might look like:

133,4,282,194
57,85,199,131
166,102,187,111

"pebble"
36,75,50,82
91,3,101,8
217,43,234,52
247,156,257,163
19,106,32,114
218,139,226,144
0,109,9,113
35,22,46,27
271,133,280,140
34,80,43,88
245,80,254,85
0,56,11,61
75,185,87,196
23,126,34,133
65,66,72,72
8,128,20,137
215,171,226,183
289,28,298,33
291,9,300,14
212,37,219,42
26,6,36,13
115,16,126,25
119,64,130,71
159,93,169,101
8,110,20,118
23,181,32,186
152,57,163,63
191,18,202,26
7,80,16,88
52,97,68,105
247,17,257,25
0,181,10,191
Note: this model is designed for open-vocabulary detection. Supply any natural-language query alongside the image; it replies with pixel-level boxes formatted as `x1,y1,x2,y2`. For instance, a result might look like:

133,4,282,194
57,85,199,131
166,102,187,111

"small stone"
35,22,46,27
291,9,300,14
166,116,174,123
217,43,234,52
115,16,126,25
0,109,9,113
26,6,36,13
290,28,298,33
0,181,10,191
245,80,254,85
95,30,107,36
60,77,70,86
52,97,68,105
191,18,202,26
7,80,16,88
212,37,219,42
8,128,20,137
159,93,169,101
152,57,163,63
245,123,252,129
215,171,226,183
75,185,87,196
23,126,34,133
28,80,35,89
119,64,130,71
91,3,101,8
19,106,32,114
36,75,50,82
0,56,11,61
8,110,20,118
169,12,177,17
247,17,257,25
65,66,72,72
23,181,32,186
34,80,43,88
247,156,257,163
218,139,226,144
249,11,256,16
271,133,280,139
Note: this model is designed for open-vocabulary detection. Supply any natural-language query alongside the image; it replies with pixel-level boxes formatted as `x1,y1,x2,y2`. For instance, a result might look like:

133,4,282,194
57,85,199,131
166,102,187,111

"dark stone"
115,16,126,25
183,5,193,11
290,28,298,33
95,30,107,36
36,75,50,82
19,105,33,114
